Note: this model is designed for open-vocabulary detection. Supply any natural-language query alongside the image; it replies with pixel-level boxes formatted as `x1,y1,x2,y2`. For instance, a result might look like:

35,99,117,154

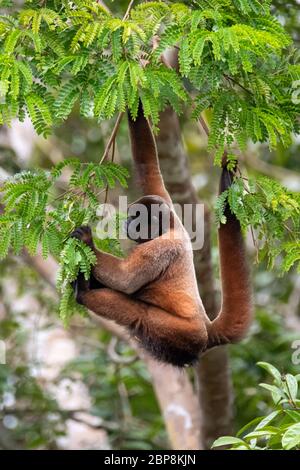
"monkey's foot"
72,272,90,305
71,225,93,248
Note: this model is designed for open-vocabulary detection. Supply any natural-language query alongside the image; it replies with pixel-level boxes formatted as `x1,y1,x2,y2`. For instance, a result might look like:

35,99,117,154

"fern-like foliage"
0,0,298,144
216,175,300,272
0,160,129,321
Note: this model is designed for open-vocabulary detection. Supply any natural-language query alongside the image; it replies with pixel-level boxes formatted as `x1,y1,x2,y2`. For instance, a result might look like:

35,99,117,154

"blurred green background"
0,0,300,450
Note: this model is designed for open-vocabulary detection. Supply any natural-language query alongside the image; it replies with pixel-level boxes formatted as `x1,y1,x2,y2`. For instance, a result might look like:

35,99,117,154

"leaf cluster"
213,362,300,450
0,0,298,149
216,174,300,272
0,159,129,321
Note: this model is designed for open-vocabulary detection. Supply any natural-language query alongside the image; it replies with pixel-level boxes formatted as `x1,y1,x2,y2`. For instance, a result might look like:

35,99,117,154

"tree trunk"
156,107,234,449
144,358,203,450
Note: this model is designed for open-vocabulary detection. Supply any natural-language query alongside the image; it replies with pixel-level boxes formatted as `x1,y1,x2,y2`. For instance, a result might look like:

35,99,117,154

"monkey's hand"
70,226,106,300
70,226,94,303
72,272,90,305
71,225,94,249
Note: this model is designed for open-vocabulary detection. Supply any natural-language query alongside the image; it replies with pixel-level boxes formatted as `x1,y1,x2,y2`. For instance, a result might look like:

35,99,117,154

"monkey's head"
125,195,174,243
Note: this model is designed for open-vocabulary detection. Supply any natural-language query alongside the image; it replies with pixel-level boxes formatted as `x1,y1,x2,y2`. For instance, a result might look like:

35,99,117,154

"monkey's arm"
92,237,181,295
128,102,172,205
208,168,253,347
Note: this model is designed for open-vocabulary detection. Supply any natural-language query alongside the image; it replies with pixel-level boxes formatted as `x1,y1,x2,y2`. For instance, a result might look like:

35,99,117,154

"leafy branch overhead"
0,0,299,148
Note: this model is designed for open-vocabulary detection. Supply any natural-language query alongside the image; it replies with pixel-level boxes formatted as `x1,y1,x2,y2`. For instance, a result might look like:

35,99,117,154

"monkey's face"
125,196,173,243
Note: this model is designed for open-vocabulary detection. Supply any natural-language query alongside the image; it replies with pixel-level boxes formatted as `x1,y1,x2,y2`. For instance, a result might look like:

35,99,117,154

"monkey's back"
130,244,209,367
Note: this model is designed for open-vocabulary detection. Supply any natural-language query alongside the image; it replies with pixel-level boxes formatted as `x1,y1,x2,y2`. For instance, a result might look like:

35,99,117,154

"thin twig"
198,115,210,138
104,126,117,205
99,112,124,164
107,337,138,365
223,74,253,96
250,226,259,263
123,0,135,20
96,0,111,14
111,132,116,164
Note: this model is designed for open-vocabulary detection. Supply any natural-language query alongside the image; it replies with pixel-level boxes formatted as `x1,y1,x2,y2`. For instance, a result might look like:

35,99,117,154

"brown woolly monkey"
72,103,253,367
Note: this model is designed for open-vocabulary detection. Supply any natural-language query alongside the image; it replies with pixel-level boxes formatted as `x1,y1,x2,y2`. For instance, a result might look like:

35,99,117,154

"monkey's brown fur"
72,103,253,367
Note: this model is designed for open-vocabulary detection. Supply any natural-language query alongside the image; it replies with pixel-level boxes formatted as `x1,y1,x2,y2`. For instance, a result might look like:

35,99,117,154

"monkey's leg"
79,288,208,361
78,288,148,328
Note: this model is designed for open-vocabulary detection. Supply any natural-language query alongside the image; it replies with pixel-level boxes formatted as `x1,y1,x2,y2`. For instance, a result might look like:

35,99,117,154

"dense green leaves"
212,363,300,450
216,175,300,272
0,0,298,147
0,160,129,321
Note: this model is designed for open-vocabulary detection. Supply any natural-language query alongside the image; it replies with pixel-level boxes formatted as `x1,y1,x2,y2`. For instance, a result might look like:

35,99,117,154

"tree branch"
99,113,124,164
123,0,135,20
